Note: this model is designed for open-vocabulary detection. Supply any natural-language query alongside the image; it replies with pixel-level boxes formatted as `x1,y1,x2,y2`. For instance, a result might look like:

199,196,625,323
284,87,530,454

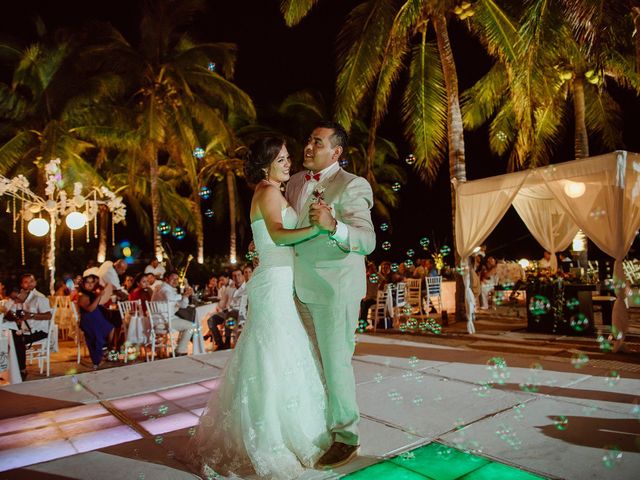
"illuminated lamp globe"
518,258,530,269
65,211,87,230
28,218,50,237
564,181,585,198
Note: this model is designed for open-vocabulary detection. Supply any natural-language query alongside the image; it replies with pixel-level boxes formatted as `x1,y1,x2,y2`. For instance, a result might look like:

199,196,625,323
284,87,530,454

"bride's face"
267,144,291,183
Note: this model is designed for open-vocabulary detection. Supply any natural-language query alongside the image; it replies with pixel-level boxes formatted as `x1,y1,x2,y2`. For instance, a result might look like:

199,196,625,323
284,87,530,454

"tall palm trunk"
226,169,237,264
572,77,589,159
97,204,108,262
192,191,205,264
434,14,467,323
146,141,163,261
634,7,640,76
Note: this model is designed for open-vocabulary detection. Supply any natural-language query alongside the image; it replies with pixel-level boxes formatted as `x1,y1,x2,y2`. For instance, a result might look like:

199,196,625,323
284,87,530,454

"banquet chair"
26,307,58,377
117,300,143,363
424,276,443,313
52,296,75,340
145,301,177,361
370,288,389,334
404,278,424,315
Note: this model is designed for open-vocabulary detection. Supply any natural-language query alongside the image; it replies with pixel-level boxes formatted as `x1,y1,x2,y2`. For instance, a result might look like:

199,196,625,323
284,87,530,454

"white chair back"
425,275,443,312
25,307,57,377
371,288,389,334
404,278,423,314
144,301,176,360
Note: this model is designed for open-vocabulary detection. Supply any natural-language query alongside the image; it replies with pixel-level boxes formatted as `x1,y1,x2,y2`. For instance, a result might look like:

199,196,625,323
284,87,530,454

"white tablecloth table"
0,315,22,384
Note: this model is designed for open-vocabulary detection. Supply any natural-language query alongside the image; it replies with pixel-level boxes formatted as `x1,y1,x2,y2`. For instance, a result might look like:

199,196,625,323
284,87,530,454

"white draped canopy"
455,151,640,348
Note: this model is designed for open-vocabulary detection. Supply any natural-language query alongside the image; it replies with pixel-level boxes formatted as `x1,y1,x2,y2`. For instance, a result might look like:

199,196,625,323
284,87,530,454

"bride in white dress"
189,137,331,478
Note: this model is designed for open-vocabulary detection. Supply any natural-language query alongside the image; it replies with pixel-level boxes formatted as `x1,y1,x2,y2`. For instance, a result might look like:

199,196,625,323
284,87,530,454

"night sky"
2,0,640,269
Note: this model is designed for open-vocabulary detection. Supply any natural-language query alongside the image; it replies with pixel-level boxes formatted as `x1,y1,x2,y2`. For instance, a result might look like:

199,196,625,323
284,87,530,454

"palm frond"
0,130,37,174
401,36,447,184
470,0,519,63
335,0,397,130
280,0,319,27
461,63,508,130
584,87,623,149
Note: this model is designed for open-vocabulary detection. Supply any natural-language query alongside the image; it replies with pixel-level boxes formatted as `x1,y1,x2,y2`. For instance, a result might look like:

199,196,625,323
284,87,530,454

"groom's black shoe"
316,442,360,469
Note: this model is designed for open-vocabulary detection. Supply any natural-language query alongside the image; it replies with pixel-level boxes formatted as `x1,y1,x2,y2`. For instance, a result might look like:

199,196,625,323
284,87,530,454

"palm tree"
462,0,638,166
79,0,255,261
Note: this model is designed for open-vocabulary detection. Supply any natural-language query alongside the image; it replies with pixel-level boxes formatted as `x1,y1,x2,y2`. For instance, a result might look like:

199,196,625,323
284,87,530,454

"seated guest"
479,256,498,309
54,279,70,296
379,261,393,284
123,275,135,294
412,258,427,279
203,275,218,301
424,258,439,277
217,274,230,299
558,252,574,273
98,259,129,303
359,262,379,327
538,251,553,271
151,270,195,356
3,273,53,380
147,272,161,292
128,272,152,313
0,280,9,301
144,257,166,281
205,269,248,350
77,273,114,370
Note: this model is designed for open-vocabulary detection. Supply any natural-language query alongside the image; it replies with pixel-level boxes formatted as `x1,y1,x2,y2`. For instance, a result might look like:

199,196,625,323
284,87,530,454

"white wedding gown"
190,206,330,479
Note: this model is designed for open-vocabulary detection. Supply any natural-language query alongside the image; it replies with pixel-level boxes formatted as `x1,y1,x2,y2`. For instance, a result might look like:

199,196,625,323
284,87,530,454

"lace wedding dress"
189,206,330,479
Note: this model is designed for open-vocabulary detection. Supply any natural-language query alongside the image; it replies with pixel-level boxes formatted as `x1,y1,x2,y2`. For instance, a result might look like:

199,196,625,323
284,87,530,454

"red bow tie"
304,172,321,182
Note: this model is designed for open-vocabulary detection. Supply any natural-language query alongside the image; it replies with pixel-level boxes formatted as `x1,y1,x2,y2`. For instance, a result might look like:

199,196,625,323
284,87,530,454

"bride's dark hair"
244,136,286,184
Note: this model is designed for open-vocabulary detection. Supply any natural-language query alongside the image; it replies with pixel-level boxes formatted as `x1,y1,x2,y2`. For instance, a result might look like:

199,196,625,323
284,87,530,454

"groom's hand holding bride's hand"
309,201,337,234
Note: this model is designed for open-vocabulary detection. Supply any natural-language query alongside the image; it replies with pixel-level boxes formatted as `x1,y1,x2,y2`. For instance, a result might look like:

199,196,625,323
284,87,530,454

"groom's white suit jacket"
285,167,376,305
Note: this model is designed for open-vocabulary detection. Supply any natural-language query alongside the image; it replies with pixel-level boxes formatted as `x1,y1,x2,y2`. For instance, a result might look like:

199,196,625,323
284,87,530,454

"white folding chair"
117,300,143,363
52,296,75,340
25,307,57,377
369,288,389,334
404,278,424,315
424,276,443,313
145,301,177,361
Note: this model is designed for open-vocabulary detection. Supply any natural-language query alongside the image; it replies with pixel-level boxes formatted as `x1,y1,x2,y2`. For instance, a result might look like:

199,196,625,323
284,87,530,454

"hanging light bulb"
28,218,50,237
564,180,586,198
65,211,87,230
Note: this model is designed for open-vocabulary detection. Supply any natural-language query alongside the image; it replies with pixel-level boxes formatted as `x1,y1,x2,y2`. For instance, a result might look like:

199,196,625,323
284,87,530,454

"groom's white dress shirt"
297,161,349,244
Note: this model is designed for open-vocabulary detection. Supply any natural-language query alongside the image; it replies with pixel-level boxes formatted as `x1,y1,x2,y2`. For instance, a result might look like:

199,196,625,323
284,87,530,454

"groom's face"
303,127,342,172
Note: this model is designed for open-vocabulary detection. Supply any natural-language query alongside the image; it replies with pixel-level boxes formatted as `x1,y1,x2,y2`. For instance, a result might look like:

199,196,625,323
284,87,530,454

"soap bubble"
566,297,579,310
193,147,205,159
368,273,379,284
405,154,416,165
602,446,623,468
406,249,415,258
404,259,414,268
604,370,620,387
570,352,589,368
392,182,401,192
552,416,568,430
419,237,430,248
158,221,171,235
597,335,612,352
390,262,399,272
570,313,589,332
199,186,211,199
188,426,197,437
155,435,164,444
204,209,214,218
382,241,391,251
402,304,413,316
158,405,169,415
408,355,419,368
529,295,551,316
379,222,389,232
373,373,383,383
487,357,510,385
440,245,451,256
387,389,403,402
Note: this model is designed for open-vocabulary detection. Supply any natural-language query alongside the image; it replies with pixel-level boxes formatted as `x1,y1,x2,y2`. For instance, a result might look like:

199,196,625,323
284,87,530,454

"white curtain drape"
512,183,580,271
455,170,530,333
541,151,640,349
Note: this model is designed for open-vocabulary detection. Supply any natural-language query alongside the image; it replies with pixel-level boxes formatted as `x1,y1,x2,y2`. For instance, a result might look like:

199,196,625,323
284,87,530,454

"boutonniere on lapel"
312,185,326,202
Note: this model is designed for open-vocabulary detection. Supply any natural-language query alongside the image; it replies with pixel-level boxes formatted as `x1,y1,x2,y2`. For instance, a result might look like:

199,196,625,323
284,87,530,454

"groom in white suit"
285,121,376,468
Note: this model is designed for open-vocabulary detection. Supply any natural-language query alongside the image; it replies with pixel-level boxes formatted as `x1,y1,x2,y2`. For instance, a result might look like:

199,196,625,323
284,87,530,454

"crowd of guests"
0,257,255,378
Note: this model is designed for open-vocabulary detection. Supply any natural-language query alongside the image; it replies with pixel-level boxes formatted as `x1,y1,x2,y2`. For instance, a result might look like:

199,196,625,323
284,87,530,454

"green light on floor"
344,442,547,480
343,460,430,479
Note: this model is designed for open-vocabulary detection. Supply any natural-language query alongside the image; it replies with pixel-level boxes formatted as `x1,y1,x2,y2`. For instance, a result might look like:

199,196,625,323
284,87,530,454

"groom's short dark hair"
314,120,348,150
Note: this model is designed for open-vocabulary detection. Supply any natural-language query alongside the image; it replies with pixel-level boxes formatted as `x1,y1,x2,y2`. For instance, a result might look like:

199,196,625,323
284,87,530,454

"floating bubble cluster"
602,446,623,468
570,352,589,369
199,186,211,199
157,221,171,235
486,357,510,385
207,62,216,72
388,389,403,403
597,335,612,352
529,295,551,316
357,318,368,333
496,424,522,450
570,313,589,332
172,226,186,240
552,415,568,430
193,147,206,159
604,370,621,387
